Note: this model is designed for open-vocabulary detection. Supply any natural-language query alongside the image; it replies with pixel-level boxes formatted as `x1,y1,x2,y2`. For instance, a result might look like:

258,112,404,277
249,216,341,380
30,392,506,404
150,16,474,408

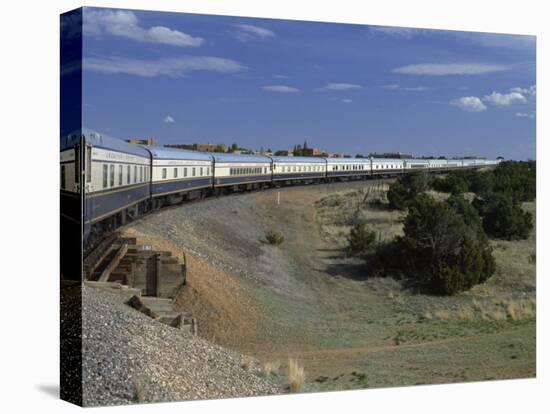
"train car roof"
370,158,405,163
270,156,326,163
325,157,371,163
60,129,82,150
81,128,150,157
144,145,213,161
406,158,431,163
212,153,271,163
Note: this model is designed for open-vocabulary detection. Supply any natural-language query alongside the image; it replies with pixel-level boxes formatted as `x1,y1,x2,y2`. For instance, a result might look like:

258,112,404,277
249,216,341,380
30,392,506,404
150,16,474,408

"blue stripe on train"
85,185,150,223
371,169,404,174
272,172,324,180
327,171,370,177
151,178,212,196
214,175,271,186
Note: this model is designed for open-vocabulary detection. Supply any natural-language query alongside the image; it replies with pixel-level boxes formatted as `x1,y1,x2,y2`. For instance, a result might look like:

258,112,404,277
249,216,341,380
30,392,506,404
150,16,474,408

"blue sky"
81,7,536,159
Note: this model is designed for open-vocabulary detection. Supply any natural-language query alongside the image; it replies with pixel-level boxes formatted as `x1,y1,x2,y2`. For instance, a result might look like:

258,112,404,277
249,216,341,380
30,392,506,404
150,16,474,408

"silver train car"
60,129,500,250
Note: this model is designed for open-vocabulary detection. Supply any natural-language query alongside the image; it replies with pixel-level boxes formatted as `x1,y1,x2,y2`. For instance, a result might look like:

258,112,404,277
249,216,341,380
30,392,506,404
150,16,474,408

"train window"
109,164,115,187
140,166,143,182
103,164,108,188
134,166,137,183
61,165,66,189
118,165,123,186
86,149,92,183
206,167,210,176
192,167,196,177
125,165,129,184
184,167,187,177
75,148,80,184
162,168,167,179
200,167,203,176
174,168,178,178
293,166,296,172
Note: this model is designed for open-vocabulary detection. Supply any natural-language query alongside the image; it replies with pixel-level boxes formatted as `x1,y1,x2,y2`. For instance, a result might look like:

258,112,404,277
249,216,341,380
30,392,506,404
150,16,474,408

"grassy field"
126,180,536,393
252,184,536,391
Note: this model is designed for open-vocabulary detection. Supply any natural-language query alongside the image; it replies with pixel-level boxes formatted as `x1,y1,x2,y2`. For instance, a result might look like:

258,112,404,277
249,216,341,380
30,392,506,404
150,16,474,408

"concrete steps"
126,294,198,335
84,232,195,334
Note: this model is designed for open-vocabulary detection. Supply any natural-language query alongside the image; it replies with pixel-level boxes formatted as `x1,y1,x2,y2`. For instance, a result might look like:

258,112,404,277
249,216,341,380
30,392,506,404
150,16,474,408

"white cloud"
450,96,487,112
274,74,288,79
262,85,300,93
340,99,353,103
83,56,246,77
163,115,175,123
403,86,430,91
483,91,527,106
515,112,535,119
369,27,534,55
510,85,536,97
381,84,429,91
319,83,362,91
393,63,509,76
84,9,204,47
369,26,423,39
234,24,275,41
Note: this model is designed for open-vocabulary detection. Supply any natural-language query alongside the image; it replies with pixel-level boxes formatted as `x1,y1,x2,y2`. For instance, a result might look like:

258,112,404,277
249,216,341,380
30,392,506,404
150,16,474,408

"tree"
469,171,494,197
387,180,409,210
431,173,468,195
230,142,238,153
475,193,533,240
492,161,536,202
347,220,376,256
398,194,495,295
387,171,429,210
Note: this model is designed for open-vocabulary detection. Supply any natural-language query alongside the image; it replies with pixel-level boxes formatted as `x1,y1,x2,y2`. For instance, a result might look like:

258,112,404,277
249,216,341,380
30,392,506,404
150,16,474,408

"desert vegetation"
288,359,305,393
363,161,535,295
265,229,285,245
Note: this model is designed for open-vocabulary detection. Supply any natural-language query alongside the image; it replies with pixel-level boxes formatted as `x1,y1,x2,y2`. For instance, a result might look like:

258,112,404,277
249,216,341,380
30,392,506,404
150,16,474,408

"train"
60,128,501,251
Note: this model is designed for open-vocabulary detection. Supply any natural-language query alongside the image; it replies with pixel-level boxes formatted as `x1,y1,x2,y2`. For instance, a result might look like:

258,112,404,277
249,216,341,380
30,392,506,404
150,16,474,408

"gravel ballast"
81,285,280,406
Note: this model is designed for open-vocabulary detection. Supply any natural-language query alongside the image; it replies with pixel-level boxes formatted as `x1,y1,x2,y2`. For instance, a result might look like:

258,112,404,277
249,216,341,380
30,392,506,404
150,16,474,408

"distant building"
302,147,323,156
164,143,195,150
369,152,413,159
274,150,290,156
165,143,228,152
126,138,158,146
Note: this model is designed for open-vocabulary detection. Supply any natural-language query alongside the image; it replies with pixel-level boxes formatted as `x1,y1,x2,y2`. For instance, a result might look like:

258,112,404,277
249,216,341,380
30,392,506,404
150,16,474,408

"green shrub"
387,171,429,210
265,229,285,245
387,180,409,210
492,161,536,202
397,194,494,295
469,171,494,197
347,220,376,256
474,193,533,240
431,173,468,195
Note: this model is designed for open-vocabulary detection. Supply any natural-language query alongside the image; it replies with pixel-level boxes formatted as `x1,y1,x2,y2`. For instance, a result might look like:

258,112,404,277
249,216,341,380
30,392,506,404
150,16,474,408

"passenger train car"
271,156,326,183
146,145,213,206
60,129,500,250
213,153,272,192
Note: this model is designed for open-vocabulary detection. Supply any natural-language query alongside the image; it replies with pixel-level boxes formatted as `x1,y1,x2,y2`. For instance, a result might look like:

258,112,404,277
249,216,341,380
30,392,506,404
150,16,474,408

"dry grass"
133,377,145,403
241,355,254,371
263,361,281,376
431,298,536,322
288,359,305,393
